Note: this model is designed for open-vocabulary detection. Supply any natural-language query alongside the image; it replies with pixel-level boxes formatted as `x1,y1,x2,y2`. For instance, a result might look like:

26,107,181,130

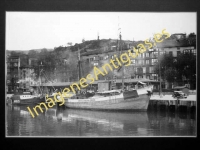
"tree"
154,53,175,81
28,50,38,57
188,32,196,38
154,52,196,88
175,52,196,86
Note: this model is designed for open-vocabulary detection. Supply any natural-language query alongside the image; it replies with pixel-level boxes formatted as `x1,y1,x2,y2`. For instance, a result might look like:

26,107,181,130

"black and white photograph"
5,12,196,137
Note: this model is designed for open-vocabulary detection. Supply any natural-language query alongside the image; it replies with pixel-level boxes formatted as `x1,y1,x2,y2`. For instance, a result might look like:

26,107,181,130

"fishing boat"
62,82,153,111
10,91,45,105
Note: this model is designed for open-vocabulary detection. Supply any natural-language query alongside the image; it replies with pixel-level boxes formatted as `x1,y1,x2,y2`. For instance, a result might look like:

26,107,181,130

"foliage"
28,50,38,57
154,52,196,85
175,52,196,82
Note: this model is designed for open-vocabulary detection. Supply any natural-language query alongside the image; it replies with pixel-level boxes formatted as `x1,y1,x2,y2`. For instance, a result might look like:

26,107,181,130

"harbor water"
6,104,196,137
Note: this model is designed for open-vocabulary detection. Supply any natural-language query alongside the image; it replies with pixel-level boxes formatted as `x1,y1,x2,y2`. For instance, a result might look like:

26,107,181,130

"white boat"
58,82,153,111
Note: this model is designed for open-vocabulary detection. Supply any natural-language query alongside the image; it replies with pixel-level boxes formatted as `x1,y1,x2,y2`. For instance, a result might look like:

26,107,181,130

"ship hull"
65,93,150,111
11,95,45,105
64,87,152,111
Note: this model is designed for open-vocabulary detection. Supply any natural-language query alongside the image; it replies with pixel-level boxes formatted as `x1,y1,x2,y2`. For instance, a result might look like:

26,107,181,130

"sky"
6,12,196,50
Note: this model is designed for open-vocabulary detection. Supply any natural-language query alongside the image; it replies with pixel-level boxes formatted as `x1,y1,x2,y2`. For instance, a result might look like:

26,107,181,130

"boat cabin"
134,81,147,89
96,90,121,97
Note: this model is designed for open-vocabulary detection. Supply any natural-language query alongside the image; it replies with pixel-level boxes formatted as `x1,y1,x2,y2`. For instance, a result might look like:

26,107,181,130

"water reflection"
6,105,196,137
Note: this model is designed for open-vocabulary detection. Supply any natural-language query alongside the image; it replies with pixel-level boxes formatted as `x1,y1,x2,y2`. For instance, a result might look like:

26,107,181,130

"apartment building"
6,54,38,93
19,65,35,91
80,33,196,89
6,56,21,93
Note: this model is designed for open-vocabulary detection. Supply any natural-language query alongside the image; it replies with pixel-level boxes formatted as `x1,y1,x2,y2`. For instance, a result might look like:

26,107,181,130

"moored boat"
10,92,45,105
60,82,153,111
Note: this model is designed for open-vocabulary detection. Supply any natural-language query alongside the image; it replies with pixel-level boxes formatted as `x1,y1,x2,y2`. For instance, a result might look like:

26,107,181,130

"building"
156,33,196,89
6,56,20,93
80,39,162,89
19,65,35,91
6,53,36,93
80,33,196,90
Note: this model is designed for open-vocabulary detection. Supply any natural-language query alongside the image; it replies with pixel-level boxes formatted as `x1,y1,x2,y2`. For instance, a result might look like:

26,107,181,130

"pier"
149,94,196,112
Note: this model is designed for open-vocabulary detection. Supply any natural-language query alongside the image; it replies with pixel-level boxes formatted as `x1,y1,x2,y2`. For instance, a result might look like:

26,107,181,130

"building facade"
19,65,35,91
6,56,20,93
6,54,38,93
80,33,196,90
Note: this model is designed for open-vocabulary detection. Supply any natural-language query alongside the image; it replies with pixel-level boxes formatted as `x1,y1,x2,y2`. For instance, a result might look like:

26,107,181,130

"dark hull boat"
10,92,45,105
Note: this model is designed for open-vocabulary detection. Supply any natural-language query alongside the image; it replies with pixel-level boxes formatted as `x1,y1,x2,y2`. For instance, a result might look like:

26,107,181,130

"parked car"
172,91,187,98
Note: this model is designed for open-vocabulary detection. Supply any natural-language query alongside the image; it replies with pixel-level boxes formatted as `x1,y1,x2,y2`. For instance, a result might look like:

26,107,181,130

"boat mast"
158,48,162,96
38,62,43,95
78,47,81,81
117,16,124,91
120,32,124,91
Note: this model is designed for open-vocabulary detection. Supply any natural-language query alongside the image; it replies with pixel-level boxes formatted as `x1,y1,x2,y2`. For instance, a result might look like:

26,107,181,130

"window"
146,53,149,57
89,58,94,61
137,68,143,74
152,74,157,76
151,59,158,65
94,62,98,66
94,56,99,60
152,52,158,57
191,49,196,55
146,60,149,65
104,55,109,59
159,51,164,55
131,60,135,65
149,67,154,73
129,51,135,57
138,60,144,65
177,51,181,56
141,53,145,58
169,51,172,56
143,67,146,73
